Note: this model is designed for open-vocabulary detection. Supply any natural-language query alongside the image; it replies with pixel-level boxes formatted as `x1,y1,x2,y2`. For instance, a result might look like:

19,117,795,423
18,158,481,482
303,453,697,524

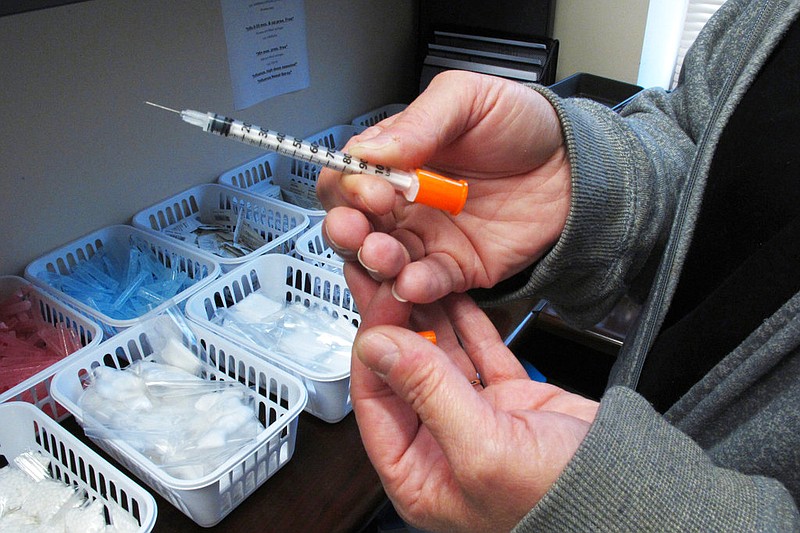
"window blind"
671,0,728,88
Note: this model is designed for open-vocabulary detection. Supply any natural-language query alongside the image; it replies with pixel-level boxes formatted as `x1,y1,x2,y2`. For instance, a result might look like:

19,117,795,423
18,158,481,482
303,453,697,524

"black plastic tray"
548,72,643,111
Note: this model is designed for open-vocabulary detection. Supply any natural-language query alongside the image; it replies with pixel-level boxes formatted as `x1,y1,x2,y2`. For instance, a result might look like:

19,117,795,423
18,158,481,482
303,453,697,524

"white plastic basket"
24,225,221,333
131,183,309,272
217,124,366,225
0,276,103,420
184,254,358,423
351,103,408,127
0,401,158,532
49,313,307,527
295,221,344,271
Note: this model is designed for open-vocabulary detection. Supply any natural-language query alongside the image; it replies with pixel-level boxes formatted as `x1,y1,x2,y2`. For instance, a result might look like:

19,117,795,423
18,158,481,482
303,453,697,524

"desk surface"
61,297,538,533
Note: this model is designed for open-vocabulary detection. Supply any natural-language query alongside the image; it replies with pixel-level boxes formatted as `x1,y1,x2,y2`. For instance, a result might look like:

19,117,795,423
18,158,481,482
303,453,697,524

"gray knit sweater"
508,0,800,530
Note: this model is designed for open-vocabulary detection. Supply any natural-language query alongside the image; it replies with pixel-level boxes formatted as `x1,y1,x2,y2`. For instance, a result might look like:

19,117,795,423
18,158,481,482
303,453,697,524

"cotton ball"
194,389,244,413
82,367,152,413
218,389,250,407
194,391,223,412
0,467,37,512
20,478,76,523
0,510,38,531
136,361,199,384
107,500,142,533
214,404,257,434
142,433,180,464
79,390,140,427
63,498,107,533
196,428,228,450
90,367,147,402
154,337,202,375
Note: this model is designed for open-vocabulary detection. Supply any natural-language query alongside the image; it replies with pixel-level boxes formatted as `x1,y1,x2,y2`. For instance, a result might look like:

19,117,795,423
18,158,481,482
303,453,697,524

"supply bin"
548,72,643,111
132,183,309,272
217,124,365,225
351,103,408,127
295,221,344,271
184,254,358,423
49,313,307,527
24,224,221,334
0,275,103,420
0,401,158,532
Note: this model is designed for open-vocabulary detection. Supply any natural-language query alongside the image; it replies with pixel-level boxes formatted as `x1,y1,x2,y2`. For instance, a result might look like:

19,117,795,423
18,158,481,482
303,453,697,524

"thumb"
354,326,490,456
345,119,438,172
346,73,478,170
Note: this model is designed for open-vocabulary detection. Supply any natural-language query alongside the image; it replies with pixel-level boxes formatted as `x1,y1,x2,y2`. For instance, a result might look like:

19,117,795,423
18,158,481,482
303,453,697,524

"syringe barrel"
202,113,416,187
204,113,235,137
189,112,467,215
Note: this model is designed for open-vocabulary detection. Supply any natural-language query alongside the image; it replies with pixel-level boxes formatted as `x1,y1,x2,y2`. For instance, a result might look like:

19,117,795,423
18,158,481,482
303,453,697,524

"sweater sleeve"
512,386,800,532
479,85,697,328
478,0,770,328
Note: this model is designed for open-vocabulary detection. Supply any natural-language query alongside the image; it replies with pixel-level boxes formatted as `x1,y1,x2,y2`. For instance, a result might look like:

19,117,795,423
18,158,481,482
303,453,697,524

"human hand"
318,70,571,304
348,269,598,532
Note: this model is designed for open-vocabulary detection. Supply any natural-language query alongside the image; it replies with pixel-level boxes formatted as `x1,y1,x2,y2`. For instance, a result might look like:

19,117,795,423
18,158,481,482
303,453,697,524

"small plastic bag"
147,306,205,375
211,295,356,374
77,309,265,479
0,450,96,531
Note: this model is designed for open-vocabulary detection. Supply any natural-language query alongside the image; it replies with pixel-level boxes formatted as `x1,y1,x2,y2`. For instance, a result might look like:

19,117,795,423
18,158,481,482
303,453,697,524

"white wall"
552,0,650,84
0,0,418,275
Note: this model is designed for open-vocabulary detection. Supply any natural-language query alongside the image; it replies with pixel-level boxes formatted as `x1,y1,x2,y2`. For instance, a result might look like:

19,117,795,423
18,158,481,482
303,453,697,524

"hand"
318,70,571,304
348,265,598,532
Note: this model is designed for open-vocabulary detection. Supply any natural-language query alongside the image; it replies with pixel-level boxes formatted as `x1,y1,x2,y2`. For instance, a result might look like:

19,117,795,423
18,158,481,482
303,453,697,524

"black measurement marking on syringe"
209,114,234,136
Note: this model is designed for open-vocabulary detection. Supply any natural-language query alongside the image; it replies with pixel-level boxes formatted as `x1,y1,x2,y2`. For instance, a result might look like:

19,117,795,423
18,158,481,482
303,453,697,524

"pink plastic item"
0,288,81,393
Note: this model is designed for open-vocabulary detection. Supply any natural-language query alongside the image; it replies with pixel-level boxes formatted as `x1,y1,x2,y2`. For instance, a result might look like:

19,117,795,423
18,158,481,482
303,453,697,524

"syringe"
146,102,468,215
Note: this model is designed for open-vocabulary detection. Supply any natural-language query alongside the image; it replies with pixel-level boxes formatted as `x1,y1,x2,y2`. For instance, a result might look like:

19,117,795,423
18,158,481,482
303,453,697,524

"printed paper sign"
221,0,310,109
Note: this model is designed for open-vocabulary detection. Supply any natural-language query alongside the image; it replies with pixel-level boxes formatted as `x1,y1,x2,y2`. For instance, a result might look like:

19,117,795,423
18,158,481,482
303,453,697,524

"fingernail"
322,223,340,249
353,126,383,143
357,247,380,275
391,283,408,302
351,132,395,153
356,332,399,377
